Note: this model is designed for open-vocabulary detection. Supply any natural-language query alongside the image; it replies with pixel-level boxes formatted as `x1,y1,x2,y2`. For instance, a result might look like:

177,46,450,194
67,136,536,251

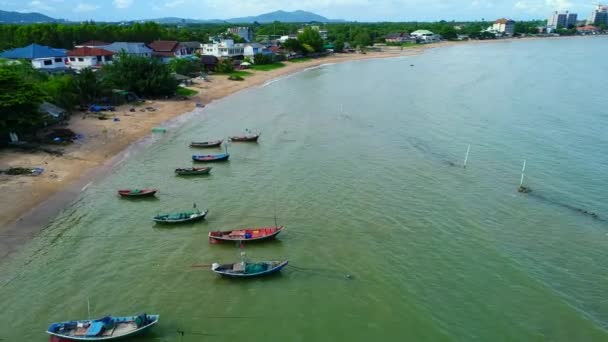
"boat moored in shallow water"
46,313,159,341
211,260,288,278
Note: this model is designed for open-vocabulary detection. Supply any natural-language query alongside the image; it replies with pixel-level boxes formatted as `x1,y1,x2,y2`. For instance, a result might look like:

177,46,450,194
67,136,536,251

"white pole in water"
463,144,471,168
520,160,527,186
87,297,91,320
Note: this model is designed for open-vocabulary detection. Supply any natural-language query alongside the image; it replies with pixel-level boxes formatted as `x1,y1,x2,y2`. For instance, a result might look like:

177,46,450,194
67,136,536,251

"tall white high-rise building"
548,11,577,29
588,5,608,26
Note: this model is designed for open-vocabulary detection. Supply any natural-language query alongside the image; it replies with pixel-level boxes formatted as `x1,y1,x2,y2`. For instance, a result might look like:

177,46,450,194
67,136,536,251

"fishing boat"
117,189,157,198
175,167,212,176
192,154,229,162
208,226,283,243
46,313,159,341
153,207,208,224
190,140,222,148
229,133,260,142
211,260,288,278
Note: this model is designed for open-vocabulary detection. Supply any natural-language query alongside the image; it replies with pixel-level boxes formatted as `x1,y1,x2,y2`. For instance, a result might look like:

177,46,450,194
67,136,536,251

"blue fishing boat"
192,153,229,162
211,260,288,278
46,313,159,341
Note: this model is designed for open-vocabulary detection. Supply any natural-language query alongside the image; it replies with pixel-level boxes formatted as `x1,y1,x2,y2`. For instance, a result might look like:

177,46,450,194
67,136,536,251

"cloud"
113,0,133,9
28,0,56,11
164,0,185,8
514,0,572,13
74,2,100,12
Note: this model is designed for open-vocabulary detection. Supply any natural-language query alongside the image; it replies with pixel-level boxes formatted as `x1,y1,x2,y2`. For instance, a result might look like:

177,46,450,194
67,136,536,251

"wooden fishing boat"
209,226,283,243
229,133,260,142
211,260,288,278
153,208,208,224
46,313,159,341
190,140,222,148
117,189,157,198
192,153,229,162
175,167,212,176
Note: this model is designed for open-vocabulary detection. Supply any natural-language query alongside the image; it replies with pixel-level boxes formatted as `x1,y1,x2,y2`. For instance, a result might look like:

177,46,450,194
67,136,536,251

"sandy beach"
0,46,436,241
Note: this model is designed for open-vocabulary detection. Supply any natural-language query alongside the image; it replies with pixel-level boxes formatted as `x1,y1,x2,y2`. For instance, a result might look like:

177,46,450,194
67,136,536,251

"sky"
1,0,594,22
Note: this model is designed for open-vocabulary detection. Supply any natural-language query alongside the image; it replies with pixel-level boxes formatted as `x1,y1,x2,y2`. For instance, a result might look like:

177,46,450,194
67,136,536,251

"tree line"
0,20,553,52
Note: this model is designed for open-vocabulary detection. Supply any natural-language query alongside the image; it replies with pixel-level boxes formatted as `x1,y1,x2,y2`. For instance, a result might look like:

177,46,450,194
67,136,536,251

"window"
43,60,52,66
69,57,76,61
105,55,113,62
78,58,84,62
54,58,62,63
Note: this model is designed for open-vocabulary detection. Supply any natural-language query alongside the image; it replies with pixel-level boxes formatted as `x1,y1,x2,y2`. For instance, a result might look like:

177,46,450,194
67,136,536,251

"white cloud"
514,0,572,13
28,0,56,11
164,0,185,8
74,2,100,12
113,0,133,9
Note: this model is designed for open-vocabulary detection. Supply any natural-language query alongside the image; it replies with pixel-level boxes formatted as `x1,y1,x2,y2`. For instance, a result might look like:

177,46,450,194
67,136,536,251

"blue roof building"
99,42,153,57
0,44,67,70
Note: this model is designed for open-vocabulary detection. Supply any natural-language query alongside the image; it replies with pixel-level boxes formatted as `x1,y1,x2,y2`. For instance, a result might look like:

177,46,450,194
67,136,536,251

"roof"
245,43,265,49
40,101,66,119
149,40,179,52
180,41,202,49
0,44,66,60
100,42,152,54
77,40,110,47
495,18,514,24
68,47,114,57
577,25,600,31
411,30,434,35
172,73,191,81
200,55,218,64
269,46,282,53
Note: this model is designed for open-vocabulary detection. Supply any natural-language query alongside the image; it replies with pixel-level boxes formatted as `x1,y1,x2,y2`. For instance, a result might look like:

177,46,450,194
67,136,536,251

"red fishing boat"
117,189,158,198
208,226,283,243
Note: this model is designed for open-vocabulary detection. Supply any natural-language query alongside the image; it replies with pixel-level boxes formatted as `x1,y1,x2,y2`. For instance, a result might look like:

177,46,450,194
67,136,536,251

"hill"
0,10,61,23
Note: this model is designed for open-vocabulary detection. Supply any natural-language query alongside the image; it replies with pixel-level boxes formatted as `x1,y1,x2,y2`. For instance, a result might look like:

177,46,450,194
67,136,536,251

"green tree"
0,66,46,134
353,31,372,48
282,38,303,53
169,58,202,76
73,68,103,107
253,53,273,65
215,58,234,73
297,27,324,52
40,74,78,113
102,53,178,98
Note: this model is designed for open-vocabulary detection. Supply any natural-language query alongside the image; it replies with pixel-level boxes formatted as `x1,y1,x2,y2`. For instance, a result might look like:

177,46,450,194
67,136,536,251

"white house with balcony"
411,30,441,43
201,39,244,58
67,47,114,70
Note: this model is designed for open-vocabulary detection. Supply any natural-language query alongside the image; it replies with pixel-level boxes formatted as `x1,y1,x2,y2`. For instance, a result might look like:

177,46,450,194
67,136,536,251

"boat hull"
212,261,288,278
175,167,212,176
117,189,157,197
47,314,159,341
209,227,283,243
153,210,208,224
229,135,259,142
190,140,222,148
192,154,229,162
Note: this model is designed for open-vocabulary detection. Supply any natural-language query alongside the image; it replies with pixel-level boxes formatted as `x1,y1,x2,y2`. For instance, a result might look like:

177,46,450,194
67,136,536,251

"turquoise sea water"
1,37,608,341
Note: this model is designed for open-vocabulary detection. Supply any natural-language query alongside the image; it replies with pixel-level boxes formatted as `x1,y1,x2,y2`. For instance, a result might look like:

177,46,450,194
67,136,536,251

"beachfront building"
577,25,601,34
149,40,189,63
297,25,329,40
410,30,441,43
490,18,516,36
99,42,153,58
0,43,67,70
588,5,608,26
227,27,254,42
67,47,114,70
201,39,244,58
548,11,577,29
385,32,415,43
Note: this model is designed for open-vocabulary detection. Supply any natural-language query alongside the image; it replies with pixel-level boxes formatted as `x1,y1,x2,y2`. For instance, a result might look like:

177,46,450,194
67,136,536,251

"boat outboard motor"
135,313,148,327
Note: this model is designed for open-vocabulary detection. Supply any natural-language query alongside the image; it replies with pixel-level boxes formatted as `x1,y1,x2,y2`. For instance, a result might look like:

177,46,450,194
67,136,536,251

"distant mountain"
150,17,224,24
0,10,62,23
226,10,342,23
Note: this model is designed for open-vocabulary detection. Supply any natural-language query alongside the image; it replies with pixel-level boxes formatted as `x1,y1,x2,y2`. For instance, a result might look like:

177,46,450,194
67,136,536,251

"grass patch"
224,71,252,77
228,75,245,81
250,62,286,71
289,57,312,63
175,87,198,97
401,42,418,48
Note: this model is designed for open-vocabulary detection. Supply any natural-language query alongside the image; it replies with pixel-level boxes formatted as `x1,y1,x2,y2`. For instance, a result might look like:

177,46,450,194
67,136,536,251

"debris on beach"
0,167,44,176
152,127,167,133
46,128,78,144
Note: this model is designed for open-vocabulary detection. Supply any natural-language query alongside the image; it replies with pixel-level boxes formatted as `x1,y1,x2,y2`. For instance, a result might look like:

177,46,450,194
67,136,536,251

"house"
385,32,414,43
178,41,202,56
200,39,244,58
227,27,253,42
99,42,153,58
268,46,283,54
279,35,298,43
577,25,600,34
67,47,114,70
491,19,516,36
75,41,110,48
0,44,67,70
411,30,441,43
200,55,218,71
149,40,180,62
243,43,270,58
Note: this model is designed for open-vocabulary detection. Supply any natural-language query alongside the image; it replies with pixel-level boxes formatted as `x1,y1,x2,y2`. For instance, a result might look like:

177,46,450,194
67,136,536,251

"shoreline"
0,35,600,261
